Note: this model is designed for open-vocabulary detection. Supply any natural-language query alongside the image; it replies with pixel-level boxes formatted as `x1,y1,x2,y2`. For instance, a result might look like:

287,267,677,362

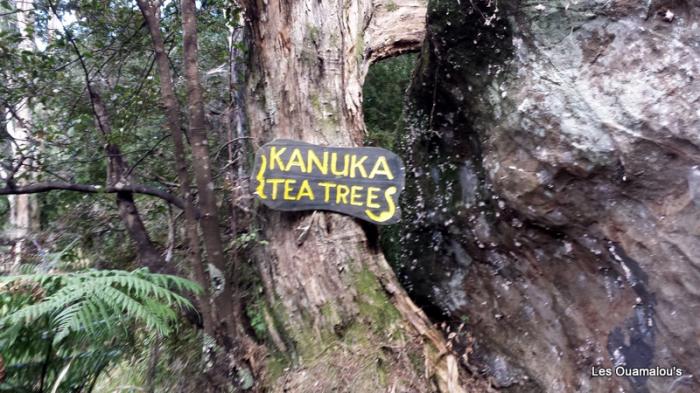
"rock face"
398,1,700,392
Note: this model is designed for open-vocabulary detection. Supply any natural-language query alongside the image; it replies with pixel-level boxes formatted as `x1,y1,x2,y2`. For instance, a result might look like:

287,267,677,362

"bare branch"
0,181,189,211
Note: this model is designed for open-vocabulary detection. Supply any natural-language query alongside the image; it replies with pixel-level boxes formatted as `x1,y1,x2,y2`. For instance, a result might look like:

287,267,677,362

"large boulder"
398,1,700,392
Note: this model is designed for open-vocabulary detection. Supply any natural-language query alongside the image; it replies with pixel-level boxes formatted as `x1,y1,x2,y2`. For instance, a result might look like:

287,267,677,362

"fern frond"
1,286,86,326
93,286,172,336
1,269,201,343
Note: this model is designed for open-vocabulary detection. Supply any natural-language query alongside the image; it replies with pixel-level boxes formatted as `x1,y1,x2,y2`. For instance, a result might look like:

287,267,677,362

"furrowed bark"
241,0,481,391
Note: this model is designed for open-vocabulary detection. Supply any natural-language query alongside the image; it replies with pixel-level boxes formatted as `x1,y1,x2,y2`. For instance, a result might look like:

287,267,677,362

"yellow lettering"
283,179,297,200
364,186,397,223
349,155,368,178
266,178,285,199
366,187,381,208
318,182,336,202
307,150,328,175
350,186,364,206
331,152,349,176
368,156,394,180
269,146,287,171
335,184,350,204
286,148,307,173
255,155,267,199
296,180,315,201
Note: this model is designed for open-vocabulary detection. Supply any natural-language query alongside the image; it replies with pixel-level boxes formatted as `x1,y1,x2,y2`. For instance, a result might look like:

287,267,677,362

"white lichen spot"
663,10,675,23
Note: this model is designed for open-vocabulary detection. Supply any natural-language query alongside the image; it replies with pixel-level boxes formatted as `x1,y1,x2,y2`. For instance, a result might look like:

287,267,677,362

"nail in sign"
251,139,405,224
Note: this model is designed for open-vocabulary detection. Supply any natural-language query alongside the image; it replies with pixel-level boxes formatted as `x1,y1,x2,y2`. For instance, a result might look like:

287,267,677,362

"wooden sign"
251,139,405,224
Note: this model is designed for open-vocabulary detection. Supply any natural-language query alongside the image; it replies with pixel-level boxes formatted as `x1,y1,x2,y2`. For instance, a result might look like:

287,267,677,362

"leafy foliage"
0,268,200,392
362,54,417,266
0,0,248,390
363,53,417,150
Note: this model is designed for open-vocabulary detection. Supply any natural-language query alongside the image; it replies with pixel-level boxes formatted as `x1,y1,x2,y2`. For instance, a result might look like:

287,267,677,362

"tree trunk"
137,0,215,337
139,2,258,389
181,0,236,333
92,89,165,271
241,0,480,391
6,0,40,265
180,0,256,388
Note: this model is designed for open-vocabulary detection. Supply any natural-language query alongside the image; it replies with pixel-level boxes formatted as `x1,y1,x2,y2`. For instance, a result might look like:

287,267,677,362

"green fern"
1,268,200,344
0,268,201,392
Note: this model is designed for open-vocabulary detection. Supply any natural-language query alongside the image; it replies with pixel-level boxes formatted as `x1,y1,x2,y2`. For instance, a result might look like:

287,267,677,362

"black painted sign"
251,139,405,224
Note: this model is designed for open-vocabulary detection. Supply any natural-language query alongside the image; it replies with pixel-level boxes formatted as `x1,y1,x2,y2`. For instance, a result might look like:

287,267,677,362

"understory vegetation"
362,53,416,150
0,1,418,391
0,0,258,390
